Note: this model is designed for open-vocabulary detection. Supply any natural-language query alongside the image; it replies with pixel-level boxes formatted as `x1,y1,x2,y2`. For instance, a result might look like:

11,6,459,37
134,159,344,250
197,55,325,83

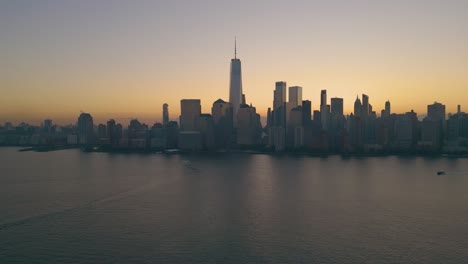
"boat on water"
437,171,446,175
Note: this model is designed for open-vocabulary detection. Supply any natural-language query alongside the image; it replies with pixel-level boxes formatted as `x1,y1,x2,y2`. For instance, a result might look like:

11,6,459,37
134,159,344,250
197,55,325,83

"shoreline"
4,145,468,158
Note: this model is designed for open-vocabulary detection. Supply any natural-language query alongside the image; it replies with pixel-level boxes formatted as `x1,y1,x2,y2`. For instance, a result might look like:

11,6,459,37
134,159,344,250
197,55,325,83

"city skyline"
2,0,468,125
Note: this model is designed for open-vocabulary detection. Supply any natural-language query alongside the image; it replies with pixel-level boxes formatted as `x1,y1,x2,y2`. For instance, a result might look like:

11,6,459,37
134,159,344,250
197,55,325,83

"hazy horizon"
2,0,468,125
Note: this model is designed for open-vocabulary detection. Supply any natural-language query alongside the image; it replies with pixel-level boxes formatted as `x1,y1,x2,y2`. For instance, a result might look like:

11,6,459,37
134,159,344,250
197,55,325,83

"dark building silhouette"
229,40,243,120
420,102,446,151
163,103,169,126
237,104,262,146
180,99,201,131
197,114,216,150
302,100,311,126
77,113,95,145
211,99,233,149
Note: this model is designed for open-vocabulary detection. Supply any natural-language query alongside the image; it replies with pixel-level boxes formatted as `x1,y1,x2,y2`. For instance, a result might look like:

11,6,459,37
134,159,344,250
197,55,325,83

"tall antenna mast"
235,37,237,59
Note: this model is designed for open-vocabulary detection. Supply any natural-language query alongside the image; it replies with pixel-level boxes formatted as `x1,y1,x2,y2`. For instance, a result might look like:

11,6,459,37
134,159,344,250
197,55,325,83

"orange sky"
1,1,467,125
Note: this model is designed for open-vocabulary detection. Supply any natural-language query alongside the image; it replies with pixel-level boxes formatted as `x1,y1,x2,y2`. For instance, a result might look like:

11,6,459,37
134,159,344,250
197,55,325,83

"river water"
1,148,467,263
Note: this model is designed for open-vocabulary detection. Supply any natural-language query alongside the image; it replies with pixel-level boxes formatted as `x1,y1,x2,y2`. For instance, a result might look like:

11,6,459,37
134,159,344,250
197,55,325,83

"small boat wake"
436,171,468,176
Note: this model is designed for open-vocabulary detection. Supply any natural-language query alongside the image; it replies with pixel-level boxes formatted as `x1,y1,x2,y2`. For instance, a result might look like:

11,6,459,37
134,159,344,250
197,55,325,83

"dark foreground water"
1,148,468,263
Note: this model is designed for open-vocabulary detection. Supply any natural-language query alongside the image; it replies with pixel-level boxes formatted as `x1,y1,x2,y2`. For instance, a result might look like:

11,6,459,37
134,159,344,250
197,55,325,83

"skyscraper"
382,100,391,118
229,39,243,120
302,100,311,125
321,90,327,107
427,102,446,121
331,98,344,116
289,86,302,107
273,81,287,110
77,112,95,145
162,103,169,125
385,100,391,116
237,104,262,146
362,94,369,119
320,90,329,130
180,99,201,131
354,96,362,117
211,99,233,148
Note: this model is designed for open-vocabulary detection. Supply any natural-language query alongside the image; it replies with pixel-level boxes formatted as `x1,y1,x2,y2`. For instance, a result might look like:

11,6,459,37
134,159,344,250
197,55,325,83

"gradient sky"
2,0,468,125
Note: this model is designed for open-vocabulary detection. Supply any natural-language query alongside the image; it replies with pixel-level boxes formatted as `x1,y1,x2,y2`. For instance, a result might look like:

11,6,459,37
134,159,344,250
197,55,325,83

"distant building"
273,82,287,111
180,99,201,131
150,123,166,149
320,90,327,107
107,119,122,147
97,124,107,144
288,86,302,107
381,100,391,118
128,119,148,149
354,96,362,118
43,119,53,133
77,113,95,145
237,104,262,146
166,121,179,149
67,134,78,145
362,94,369,120
331,98,343,117
179,131,202,151
302,100,312,126
422,102,446,150
270,82,288,149
393,111,418,150
229,40,243,120
427,102,446,121
288,107,303,148
320,90,330,131
163,103,169,126
330,98,345,151
211,99,233,148
197,114,215,150
420,119,442,151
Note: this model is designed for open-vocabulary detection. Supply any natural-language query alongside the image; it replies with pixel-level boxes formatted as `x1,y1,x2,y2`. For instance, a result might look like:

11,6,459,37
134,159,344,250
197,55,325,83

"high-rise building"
362,94,369,119
331,98,344,116
385,100,391,116
197,114,215,149
229,40,243,119
180,99,201,131
267,107,272,128
302,100,311,125
97,124,107,140
107,119,121,147
321,90,327,107
330,98,345,149
211,99,233,148
320,90,329,130
394,110,418,150
273,81,287,110
427,102,446,121
289,86,303,107
422,102,446,149
288,107,303,148
77,113,95,145
163,103,169,125
354,96,362,117
43,119,53,133
237,104,262,146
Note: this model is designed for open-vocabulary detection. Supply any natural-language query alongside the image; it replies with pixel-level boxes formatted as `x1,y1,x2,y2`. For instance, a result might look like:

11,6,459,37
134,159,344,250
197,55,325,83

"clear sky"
2,0,468,125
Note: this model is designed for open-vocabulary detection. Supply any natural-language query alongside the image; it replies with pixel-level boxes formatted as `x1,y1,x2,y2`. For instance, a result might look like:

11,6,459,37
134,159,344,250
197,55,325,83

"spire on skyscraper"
234,37,237,59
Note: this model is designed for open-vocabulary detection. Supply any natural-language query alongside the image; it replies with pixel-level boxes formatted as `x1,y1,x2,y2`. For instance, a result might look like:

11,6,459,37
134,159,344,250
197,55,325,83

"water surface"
1,148,467,263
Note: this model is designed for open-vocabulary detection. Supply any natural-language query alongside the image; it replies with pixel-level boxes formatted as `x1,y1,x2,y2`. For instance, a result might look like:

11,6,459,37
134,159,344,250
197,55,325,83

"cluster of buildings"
1,44,468,154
